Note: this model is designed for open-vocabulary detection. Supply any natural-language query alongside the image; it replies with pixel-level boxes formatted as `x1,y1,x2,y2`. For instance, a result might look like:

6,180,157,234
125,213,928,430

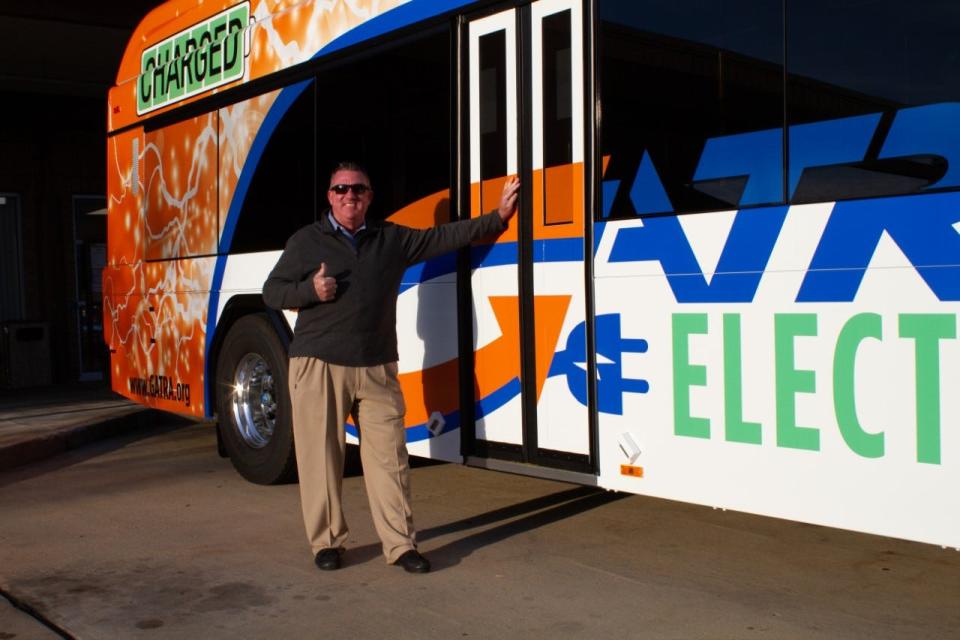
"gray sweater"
262,209,505,366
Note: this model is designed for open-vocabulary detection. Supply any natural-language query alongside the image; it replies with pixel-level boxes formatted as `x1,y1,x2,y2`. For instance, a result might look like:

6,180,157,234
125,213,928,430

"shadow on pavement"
426,488,627,570
344,485,627,570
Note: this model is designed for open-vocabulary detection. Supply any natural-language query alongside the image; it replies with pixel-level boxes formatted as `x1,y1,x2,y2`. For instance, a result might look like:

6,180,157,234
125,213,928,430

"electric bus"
105,0,960,548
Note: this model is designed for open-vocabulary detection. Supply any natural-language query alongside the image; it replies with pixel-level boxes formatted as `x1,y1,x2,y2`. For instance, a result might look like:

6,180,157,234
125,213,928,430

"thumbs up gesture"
313,263,337,301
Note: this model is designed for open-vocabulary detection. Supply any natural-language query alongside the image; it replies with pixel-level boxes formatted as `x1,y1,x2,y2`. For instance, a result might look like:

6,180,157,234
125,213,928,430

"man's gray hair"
329,161,370,186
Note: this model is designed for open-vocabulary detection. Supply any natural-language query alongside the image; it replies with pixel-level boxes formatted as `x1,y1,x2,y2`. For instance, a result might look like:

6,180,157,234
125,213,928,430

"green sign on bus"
137,2,250,115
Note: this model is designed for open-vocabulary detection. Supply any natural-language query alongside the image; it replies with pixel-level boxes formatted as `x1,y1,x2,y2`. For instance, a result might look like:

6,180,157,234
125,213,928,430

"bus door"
462,0,593,474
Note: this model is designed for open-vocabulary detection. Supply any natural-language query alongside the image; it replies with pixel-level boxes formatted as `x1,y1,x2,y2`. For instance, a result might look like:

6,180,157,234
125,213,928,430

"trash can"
0,322,52,388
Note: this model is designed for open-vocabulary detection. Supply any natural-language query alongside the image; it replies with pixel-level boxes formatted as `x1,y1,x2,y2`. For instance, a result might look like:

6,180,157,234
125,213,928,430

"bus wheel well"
212,305,297,484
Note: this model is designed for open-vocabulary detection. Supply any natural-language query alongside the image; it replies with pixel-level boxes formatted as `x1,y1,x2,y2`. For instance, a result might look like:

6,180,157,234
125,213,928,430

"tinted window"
599,0,785,219
229,82,315,253
788,0,960,109
541,9,575,226
787,0,960,202
542,10,572,170
316,31,450,223
480,31,508,182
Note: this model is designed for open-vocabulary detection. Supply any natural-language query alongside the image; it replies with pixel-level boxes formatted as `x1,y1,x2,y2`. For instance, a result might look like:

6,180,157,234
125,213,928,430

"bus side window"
225,82,316,254
314,31,450,226
787,0,960,203
598,1,784,219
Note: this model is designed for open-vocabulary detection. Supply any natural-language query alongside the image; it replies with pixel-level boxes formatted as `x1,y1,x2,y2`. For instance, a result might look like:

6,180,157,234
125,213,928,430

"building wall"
0,91,107,382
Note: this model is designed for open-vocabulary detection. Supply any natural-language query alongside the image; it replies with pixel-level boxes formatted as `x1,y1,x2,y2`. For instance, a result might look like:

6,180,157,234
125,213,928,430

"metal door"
462,0,593,473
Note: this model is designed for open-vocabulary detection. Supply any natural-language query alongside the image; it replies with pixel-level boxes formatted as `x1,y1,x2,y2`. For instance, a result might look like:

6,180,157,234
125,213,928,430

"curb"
0,409,183,472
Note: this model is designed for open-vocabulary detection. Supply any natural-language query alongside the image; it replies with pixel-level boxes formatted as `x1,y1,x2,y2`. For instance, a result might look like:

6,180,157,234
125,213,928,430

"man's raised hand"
498,176,520,223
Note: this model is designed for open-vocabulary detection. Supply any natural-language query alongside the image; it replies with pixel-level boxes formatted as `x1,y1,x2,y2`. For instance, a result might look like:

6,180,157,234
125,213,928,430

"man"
263,162,519,573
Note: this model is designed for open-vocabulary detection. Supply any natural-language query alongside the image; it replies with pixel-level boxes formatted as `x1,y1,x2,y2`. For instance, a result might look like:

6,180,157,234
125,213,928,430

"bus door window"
537,7,575,227
471,11,518,222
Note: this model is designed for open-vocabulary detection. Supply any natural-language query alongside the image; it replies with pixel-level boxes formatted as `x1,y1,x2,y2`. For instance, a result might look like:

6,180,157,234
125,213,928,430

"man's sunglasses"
329,183,371,195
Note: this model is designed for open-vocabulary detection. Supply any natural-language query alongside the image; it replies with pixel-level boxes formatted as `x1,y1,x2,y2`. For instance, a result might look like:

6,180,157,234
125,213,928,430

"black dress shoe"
393,549,430,574
314,548,342,571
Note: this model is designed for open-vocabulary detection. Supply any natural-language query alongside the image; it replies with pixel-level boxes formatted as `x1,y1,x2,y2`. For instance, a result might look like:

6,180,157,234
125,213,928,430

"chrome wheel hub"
229,353,276,449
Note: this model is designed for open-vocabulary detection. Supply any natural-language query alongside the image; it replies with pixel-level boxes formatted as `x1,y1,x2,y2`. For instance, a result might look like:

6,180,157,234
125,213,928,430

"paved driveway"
1,421,958,639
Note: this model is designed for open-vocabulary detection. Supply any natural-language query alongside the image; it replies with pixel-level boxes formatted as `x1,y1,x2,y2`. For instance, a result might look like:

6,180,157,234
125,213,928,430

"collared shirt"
327,212,366,247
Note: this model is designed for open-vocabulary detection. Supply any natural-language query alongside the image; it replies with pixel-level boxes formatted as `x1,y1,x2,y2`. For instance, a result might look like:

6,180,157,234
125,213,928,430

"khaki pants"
288,357,416,564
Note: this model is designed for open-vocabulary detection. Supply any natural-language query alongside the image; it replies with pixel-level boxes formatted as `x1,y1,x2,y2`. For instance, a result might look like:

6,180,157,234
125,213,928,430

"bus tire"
215,313,297,485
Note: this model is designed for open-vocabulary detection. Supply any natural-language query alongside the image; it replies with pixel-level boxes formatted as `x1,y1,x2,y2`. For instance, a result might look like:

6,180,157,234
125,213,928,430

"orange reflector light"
620,464,644,478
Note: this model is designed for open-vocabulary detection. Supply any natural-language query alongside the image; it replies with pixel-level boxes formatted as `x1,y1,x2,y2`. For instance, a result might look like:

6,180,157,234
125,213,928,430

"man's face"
327,169,372,231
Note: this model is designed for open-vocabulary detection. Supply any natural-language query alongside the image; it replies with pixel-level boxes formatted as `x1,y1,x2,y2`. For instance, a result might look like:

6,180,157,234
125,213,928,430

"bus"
105,0,960,549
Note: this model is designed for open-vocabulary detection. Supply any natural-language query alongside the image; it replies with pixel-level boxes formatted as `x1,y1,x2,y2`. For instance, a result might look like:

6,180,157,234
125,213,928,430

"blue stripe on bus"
346,409,462,442
345,375,521,443
204,80,311,417
470,239,583,267
475,377,521,420
398,252,457,294
315,0,476,58
536,237,584,262
593,222,607,256
470,239,584,267
397,238,584,293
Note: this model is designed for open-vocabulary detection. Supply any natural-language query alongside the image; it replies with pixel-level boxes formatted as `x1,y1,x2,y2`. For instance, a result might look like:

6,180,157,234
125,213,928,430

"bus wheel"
215,313,297,485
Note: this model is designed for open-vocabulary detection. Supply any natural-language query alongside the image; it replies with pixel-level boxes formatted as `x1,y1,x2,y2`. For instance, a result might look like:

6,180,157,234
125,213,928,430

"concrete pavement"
1,592,62,639
2,420,959,639
0,382,190,472
0,382,191,638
